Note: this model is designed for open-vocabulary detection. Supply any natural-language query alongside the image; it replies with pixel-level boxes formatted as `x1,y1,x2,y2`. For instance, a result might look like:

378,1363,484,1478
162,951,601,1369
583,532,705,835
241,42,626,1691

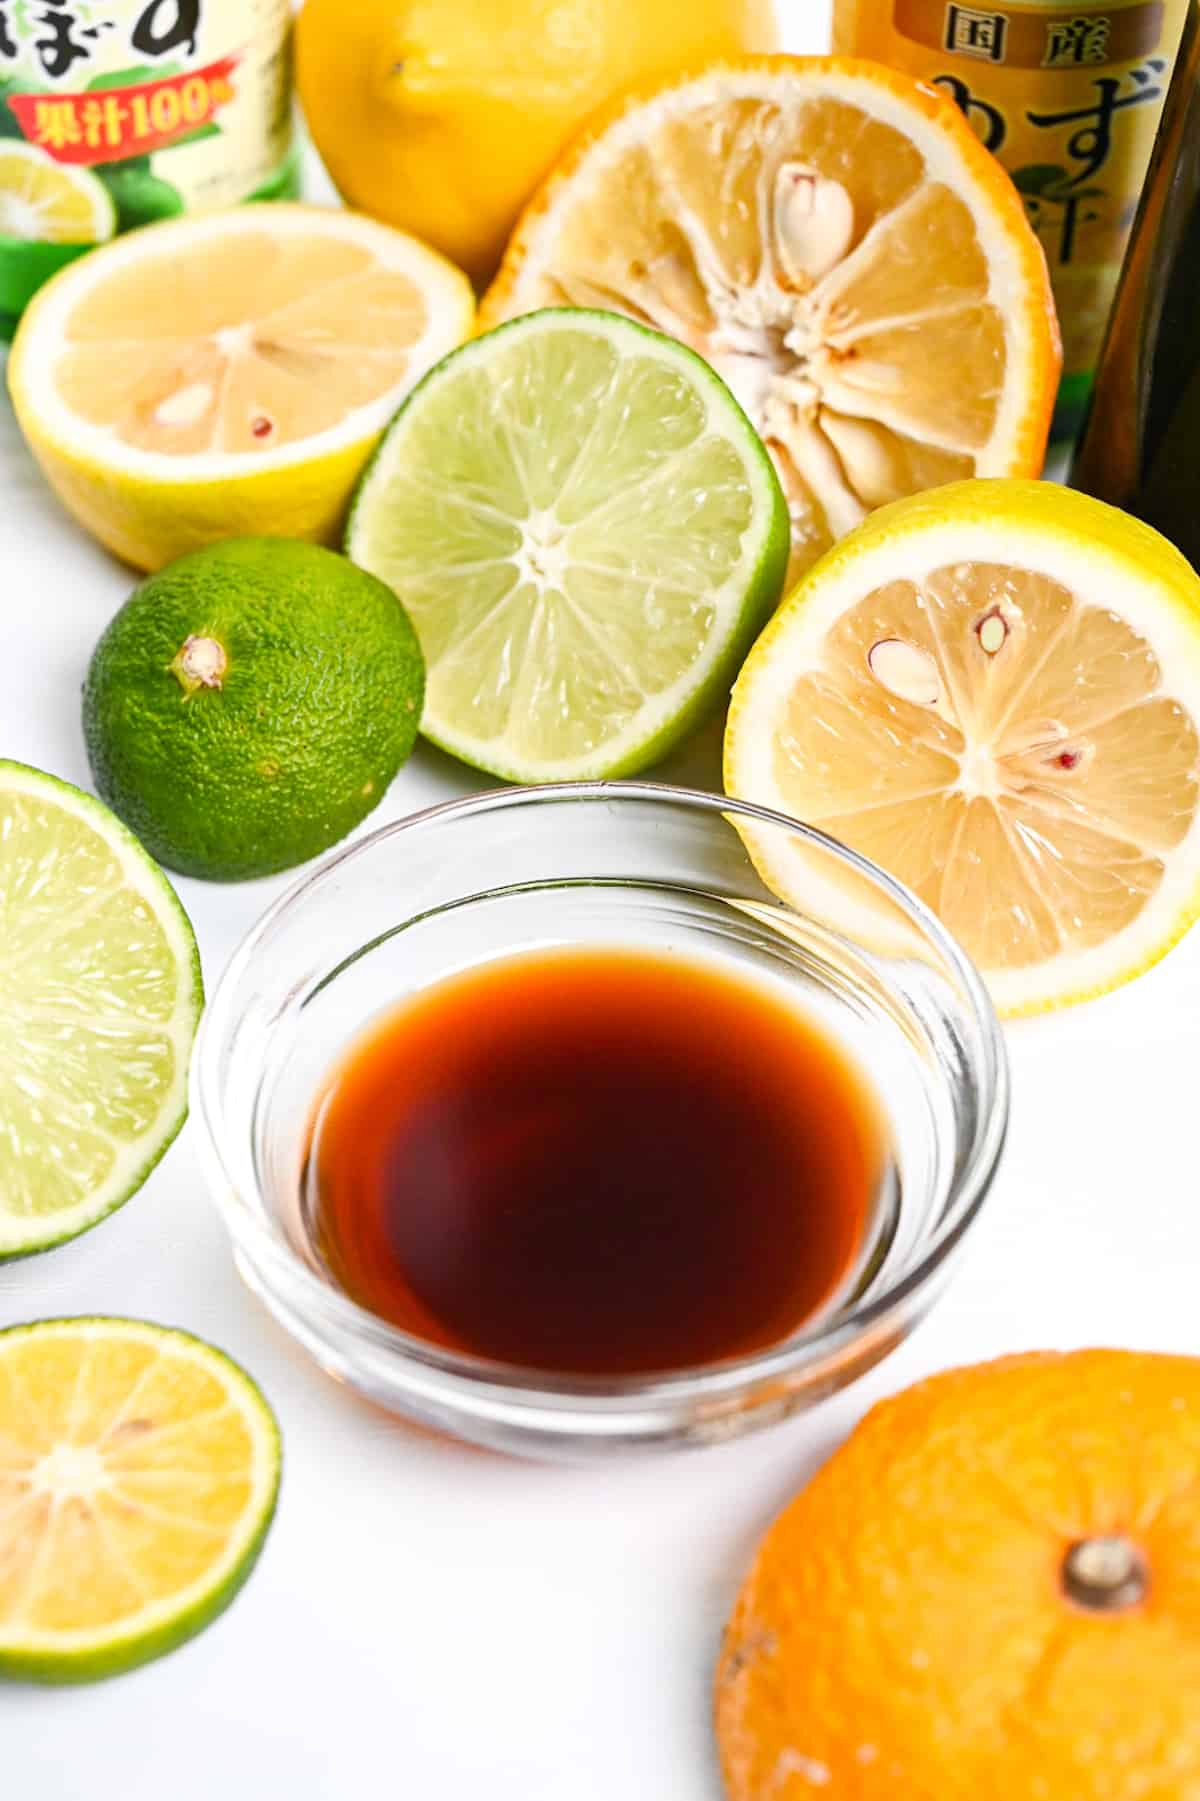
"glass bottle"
1072,1,1200,560
832,0,1191,436
0,0,298,337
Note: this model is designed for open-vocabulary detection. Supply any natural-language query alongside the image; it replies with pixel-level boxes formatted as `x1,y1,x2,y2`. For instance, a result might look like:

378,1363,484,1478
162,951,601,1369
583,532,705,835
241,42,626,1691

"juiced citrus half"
481,57,1060,580
0,1318,280,1683
725,481,1200,1016
0,142,115,244
7,204,475,570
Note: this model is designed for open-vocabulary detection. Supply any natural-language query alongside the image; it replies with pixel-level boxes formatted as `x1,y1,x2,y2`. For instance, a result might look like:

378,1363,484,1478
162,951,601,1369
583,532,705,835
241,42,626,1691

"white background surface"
4,4,1200,1796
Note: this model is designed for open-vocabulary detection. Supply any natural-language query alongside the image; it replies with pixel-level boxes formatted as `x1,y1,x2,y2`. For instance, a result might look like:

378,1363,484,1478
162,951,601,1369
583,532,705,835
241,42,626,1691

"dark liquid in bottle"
304,949,885,1377
1073,3,1200,562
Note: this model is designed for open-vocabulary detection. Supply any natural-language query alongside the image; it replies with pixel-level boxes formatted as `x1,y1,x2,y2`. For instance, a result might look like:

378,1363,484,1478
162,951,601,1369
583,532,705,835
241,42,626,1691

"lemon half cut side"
7,204,475,569
725,481,1200,1015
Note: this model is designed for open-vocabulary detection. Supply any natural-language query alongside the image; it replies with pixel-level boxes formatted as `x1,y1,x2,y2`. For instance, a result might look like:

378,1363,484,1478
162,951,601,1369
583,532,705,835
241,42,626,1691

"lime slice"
0,1318,280,1683
725,480,1200,1016
0,142,115,244
0,761,202,1258
347,308,789,781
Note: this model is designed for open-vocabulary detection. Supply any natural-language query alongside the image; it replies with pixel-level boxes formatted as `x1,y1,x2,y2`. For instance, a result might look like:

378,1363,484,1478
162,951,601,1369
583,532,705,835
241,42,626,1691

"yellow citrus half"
7,204,475,570
725,480,1200,1016
482,57,1061,581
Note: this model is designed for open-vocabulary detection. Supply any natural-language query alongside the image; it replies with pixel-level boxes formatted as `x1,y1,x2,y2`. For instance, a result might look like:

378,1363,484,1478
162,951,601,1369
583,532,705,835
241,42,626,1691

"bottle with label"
0,0,296,337
1071,2,1200,559
833,0,1190,435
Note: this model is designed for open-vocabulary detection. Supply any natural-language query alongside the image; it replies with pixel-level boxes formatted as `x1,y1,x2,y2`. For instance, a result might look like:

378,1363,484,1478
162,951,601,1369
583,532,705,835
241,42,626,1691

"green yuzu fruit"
83,537,425,881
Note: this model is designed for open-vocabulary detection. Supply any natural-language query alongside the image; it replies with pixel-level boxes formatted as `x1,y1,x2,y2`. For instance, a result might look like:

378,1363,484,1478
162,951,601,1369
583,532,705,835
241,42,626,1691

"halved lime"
346,309,789,781
0,761,202,1258
0,1318,280,1683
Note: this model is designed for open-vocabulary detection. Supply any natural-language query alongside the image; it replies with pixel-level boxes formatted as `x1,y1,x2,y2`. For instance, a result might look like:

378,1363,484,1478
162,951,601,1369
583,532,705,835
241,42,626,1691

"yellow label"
0,0,293,218
833,0,1190,375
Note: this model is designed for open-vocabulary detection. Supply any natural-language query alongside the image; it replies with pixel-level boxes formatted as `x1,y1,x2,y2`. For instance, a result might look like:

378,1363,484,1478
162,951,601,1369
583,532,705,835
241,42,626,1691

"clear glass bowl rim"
191,780,1010,1410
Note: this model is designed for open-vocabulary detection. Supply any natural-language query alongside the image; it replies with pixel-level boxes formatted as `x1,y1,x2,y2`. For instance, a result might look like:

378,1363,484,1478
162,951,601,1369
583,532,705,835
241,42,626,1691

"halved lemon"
481,57,1061,580
724,481,1200,1016
0,142,115,245
0,1318,279,1683
7,204,475,570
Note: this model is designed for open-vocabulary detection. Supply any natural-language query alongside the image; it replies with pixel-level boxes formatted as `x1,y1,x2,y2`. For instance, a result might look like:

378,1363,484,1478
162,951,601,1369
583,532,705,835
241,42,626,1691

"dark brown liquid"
305,949,885,1377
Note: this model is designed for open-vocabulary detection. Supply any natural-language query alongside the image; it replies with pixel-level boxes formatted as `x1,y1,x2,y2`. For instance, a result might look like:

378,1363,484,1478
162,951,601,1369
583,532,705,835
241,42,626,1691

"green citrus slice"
0,1318,280,1683
346,308,789,782
0,761,202,1258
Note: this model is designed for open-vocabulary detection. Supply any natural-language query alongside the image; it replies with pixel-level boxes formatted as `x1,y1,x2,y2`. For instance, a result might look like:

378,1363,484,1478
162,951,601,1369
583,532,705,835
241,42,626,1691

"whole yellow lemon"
294,0,779,286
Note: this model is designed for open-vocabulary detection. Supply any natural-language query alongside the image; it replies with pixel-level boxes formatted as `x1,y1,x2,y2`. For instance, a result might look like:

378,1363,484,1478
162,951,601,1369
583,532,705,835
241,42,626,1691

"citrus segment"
0,1318,279,1682
7,205,475,569
0,143,115,245
347,309,788,782
725,481,1200,1015
481,58,1060,579
0,761,201,1258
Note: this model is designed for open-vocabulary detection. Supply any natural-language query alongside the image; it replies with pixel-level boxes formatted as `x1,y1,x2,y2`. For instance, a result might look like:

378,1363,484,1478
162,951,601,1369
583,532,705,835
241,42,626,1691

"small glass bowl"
192,783,1008,1459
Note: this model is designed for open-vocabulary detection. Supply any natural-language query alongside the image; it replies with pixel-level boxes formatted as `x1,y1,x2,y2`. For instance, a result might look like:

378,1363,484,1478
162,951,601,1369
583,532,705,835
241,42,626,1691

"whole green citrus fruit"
83,537,425,881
